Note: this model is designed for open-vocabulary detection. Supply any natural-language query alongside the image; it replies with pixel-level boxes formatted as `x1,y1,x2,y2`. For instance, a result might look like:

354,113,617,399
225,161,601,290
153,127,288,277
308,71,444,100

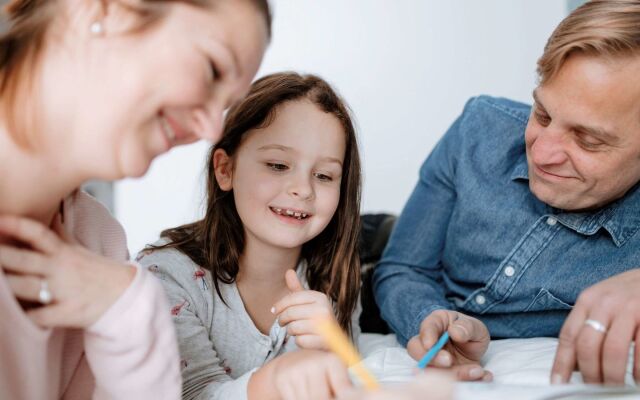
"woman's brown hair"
0,0,271,147
537,0,640,84
152,72,362,333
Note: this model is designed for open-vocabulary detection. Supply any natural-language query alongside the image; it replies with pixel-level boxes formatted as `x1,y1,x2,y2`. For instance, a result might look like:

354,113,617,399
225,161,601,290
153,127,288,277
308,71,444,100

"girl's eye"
314,172,333,182
267,162,288,171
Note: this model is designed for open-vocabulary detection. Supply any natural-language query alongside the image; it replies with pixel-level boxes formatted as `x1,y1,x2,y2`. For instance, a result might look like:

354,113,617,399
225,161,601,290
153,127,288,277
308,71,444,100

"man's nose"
530,128,569,166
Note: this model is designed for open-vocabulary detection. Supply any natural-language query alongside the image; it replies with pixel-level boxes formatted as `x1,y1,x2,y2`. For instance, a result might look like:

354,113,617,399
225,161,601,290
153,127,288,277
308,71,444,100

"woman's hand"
0,215,135,328
551,269,640,385
272,269,336,349
407,309,492,382
249,349,352,400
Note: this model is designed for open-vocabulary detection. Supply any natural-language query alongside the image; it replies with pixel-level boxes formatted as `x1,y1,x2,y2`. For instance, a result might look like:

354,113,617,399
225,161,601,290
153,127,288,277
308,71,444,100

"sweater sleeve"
83,263,181,400
138,248,256,400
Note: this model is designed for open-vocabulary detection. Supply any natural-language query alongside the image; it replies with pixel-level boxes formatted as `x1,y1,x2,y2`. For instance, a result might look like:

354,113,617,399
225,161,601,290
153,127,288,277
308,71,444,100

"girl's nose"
288,176,314,200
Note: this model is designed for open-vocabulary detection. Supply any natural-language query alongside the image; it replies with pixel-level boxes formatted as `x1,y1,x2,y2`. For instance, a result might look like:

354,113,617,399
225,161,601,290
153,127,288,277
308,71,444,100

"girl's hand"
249,349,352,400
406,309,492,382
0,215,135,328
273,269,336,350
337,371,454,400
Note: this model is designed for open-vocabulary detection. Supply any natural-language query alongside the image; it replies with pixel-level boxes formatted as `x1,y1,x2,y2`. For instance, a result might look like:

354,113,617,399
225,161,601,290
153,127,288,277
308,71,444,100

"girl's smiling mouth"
269,206,312,220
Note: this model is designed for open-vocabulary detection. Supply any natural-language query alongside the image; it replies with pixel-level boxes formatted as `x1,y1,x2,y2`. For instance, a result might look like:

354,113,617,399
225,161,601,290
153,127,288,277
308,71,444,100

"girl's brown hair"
152,72,362,333
537,0,640,84
0,0,271,147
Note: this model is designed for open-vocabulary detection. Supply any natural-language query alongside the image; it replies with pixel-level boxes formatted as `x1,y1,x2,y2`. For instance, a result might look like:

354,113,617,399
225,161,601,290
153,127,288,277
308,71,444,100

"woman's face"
41,0,268,180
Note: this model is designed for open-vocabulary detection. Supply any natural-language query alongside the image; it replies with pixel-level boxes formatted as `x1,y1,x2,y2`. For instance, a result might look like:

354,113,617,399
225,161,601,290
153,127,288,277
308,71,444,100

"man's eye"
535,112,551,126
267,163,288,171
576,133,604,150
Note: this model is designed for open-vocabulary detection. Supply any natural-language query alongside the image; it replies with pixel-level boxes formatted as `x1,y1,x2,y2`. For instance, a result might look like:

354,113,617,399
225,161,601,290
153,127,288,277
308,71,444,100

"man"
374,0,640,385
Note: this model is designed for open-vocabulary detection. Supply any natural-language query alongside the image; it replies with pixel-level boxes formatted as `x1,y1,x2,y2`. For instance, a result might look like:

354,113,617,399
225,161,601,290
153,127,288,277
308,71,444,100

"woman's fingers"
0,215,61,255
5,273,44,302
0,245,50,276
27,303,66,327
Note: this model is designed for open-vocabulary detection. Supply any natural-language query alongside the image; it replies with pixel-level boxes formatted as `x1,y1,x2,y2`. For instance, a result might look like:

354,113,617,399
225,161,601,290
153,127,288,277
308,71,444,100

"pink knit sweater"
0,191,181,399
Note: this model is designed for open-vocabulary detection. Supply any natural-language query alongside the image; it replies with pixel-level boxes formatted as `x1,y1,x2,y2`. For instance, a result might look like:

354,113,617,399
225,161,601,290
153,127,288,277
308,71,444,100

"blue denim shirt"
373,96,640,345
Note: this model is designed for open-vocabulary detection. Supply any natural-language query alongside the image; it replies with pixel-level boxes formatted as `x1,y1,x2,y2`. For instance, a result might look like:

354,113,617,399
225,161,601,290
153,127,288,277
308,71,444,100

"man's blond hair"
538,0,640,84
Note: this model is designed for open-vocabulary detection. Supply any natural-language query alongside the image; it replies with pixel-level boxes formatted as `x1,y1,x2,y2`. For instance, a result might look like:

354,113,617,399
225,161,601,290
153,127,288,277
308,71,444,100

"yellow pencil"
315,317,380,390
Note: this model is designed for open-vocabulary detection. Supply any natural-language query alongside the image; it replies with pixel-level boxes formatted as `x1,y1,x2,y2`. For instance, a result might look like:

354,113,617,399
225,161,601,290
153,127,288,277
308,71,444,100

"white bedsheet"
357,333,639,399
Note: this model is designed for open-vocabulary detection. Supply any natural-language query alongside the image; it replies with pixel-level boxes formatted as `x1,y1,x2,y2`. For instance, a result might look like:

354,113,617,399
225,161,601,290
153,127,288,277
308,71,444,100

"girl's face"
41,0,268,180
215,100,346,252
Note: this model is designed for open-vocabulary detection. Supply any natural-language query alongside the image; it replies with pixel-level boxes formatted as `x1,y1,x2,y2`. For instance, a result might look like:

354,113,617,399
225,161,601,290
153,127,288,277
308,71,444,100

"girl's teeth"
272,207,309,219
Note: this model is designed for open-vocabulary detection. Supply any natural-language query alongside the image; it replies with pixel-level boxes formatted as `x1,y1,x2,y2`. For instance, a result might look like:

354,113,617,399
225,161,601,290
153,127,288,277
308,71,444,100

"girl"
0,0,269,399
139,72,363,400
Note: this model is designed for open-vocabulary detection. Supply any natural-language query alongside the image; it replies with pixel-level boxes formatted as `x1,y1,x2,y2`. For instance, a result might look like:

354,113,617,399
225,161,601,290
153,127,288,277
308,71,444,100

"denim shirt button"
475,294,486,305
504,265,516,277
546,216,557,226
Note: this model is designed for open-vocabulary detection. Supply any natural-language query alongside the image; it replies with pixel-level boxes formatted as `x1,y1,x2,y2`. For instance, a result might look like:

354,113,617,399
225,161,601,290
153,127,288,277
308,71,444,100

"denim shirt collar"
510,153,640,247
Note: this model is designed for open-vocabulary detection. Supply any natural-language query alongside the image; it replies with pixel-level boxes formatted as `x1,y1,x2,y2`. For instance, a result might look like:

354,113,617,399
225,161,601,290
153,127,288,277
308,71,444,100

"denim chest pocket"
524,288,573,312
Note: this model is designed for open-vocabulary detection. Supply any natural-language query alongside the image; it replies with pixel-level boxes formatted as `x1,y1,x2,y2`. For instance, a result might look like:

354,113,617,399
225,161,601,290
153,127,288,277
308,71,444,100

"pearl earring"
90,21,104,36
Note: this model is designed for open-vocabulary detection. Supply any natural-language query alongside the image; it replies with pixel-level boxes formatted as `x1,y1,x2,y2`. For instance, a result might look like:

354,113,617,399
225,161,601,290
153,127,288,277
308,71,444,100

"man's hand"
407,309,492,381
551,269,640,385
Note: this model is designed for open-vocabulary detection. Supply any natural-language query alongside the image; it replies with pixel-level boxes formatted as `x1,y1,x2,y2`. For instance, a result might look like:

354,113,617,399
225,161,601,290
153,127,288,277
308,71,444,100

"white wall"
116,0,567,255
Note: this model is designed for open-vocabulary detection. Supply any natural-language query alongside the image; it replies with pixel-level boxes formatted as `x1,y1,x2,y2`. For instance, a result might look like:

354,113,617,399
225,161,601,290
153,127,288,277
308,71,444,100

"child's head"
161,72,362,331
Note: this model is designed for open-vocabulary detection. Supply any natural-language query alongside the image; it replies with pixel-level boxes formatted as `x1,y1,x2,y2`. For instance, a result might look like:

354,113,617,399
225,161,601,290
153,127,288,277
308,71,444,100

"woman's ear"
97,0,148,36
213,149,234,191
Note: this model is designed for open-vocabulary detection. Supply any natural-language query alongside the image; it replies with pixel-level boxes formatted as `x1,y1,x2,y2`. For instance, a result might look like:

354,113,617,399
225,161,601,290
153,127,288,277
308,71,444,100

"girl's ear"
213,148,234,191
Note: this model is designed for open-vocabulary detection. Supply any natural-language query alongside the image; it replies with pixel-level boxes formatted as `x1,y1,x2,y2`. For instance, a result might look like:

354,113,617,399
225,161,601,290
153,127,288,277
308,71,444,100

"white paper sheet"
356,334,639,399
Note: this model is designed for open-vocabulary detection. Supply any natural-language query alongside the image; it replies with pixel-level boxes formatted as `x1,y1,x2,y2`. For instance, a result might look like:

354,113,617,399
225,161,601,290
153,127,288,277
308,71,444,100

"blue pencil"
417,332,450,369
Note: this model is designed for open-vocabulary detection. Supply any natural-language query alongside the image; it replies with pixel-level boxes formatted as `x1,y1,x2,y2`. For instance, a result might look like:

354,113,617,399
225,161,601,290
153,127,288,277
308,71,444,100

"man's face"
525,53,640,211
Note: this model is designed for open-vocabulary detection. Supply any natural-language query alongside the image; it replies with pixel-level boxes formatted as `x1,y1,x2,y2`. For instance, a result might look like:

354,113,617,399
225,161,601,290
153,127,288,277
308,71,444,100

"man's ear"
213,149,233,191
